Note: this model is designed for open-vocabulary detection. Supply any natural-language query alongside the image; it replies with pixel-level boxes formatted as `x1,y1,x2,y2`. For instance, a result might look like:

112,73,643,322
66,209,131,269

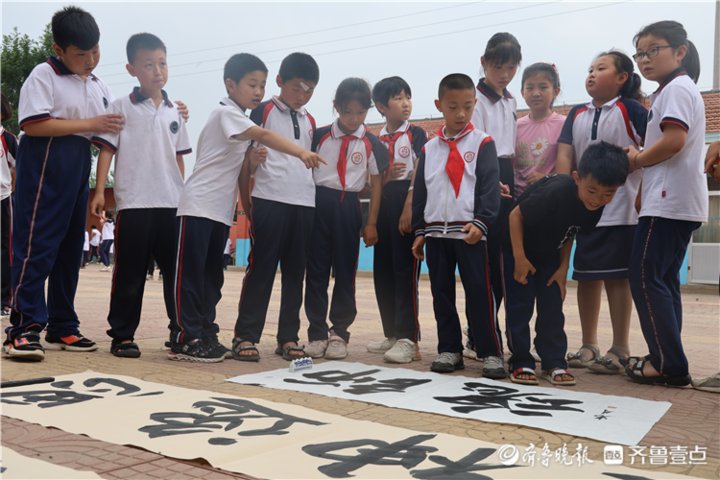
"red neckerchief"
436,123,474,198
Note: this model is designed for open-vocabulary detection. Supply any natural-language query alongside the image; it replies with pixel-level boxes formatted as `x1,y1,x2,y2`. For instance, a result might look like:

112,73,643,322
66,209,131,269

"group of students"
0,6,711,390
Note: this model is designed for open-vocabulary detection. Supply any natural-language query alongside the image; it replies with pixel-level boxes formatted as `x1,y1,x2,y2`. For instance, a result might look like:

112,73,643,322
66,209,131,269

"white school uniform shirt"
90,229,101,247
177,97,255,227
472,78,516,157
558,96,647,226
102,220,114,241
312,121,381,192
18,57,113,139
377,121,426,182
249,96,316,207
83,231,90,251
93,88,192,211
224,238,232,255
0,127,17,201
640,70,708,222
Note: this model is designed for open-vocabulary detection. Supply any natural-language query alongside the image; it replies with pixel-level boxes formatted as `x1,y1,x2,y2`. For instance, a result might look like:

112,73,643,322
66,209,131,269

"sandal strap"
513,367,535,375
546,368,571,377
567,344,599,361
237,345,258,352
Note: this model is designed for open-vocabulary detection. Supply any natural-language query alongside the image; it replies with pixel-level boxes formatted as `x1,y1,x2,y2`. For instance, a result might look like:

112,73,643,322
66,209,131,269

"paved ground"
1,263,718,479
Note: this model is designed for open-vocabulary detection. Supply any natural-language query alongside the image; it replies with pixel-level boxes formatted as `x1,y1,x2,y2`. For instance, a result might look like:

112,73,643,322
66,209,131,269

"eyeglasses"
632,45,673,62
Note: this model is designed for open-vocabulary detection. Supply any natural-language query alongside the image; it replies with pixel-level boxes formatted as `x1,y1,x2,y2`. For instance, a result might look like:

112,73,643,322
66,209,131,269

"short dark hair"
372,76,411,111
278,52,319,83
126,33,166,63
334,78,372,110
482,32,522,66
51,6,100,50
577,141,629,187
224,53,267,83
438,73,475,99
1,94,11,122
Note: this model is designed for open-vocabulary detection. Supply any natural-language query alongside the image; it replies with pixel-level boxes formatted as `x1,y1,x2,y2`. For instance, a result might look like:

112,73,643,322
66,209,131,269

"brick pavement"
1,263,718,479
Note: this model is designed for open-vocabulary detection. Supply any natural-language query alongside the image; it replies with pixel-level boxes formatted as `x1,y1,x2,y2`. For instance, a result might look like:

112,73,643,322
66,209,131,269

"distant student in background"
1,94,17,318
81,230,90,268
468,32,522,378
367,76,427,364
557,50,646,374
625,21,707,387
89,225,101,263
100,212,115,271
303,78,388,360
223,237,232,270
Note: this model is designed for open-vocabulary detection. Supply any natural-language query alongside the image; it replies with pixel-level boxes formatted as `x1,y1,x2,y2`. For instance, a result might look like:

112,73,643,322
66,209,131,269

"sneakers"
305,339,329,359
431,352,464,373
367,337,396,353
324,334,348,360
692,372,720,393
204,336,233,359
0,306,10,320
169,338,224,363
3,332,45,361
481,355,507,379
44,333,98,352
383,338,419,364
100,265,111,272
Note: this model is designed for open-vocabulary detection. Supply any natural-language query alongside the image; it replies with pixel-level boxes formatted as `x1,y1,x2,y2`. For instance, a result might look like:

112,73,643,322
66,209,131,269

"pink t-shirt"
514,111,566,198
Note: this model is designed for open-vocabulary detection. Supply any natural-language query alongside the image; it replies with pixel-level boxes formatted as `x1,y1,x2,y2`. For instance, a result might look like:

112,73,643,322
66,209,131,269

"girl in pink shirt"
514,62,566,198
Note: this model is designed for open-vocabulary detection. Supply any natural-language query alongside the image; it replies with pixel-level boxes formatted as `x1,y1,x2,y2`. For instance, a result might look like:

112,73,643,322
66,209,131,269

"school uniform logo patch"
351,152,363,165
170,121,179,134
463,151,476,163
398,146,411,158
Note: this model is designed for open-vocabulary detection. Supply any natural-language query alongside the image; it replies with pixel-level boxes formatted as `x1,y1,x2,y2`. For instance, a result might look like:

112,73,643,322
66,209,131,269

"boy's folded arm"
22,114,124,138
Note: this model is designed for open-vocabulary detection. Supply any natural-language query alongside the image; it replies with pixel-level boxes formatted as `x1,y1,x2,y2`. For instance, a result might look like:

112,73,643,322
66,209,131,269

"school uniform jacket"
412,123,500,240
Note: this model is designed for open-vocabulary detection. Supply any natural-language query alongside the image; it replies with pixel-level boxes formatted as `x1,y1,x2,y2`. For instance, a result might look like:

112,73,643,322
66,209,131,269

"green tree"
1,25,53,133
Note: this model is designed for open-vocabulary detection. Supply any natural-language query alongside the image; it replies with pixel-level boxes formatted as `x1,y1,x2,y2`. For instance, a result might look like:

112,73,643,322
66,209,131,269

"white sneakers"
304,339,328,359
366,337,396,353
383,339,419,363
306,334,348,360
324,335,347,360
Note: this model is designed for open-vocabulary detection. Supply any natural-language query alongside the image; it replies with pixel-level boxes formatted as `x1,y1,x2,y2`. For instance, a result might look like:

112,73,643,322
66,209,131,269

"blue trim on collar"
654,68,688,94
129,87,173,107
47,56,73,76
476,78,512,104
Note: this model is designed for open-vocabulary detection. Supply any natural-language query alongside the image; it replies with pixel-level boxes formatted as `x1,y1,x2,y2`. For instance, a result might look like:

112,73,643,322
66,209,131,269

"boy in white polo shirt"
234,52,319,361
3,6,123,362
171,53,324,363
91,33,191,358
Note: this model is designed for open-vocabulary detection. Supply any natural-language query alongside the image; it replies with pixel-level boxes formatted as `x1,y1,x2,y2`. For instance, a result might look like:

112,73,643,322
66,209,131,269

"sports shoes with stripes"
3,332,46,361
44,333,98,352
168,338,224,363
